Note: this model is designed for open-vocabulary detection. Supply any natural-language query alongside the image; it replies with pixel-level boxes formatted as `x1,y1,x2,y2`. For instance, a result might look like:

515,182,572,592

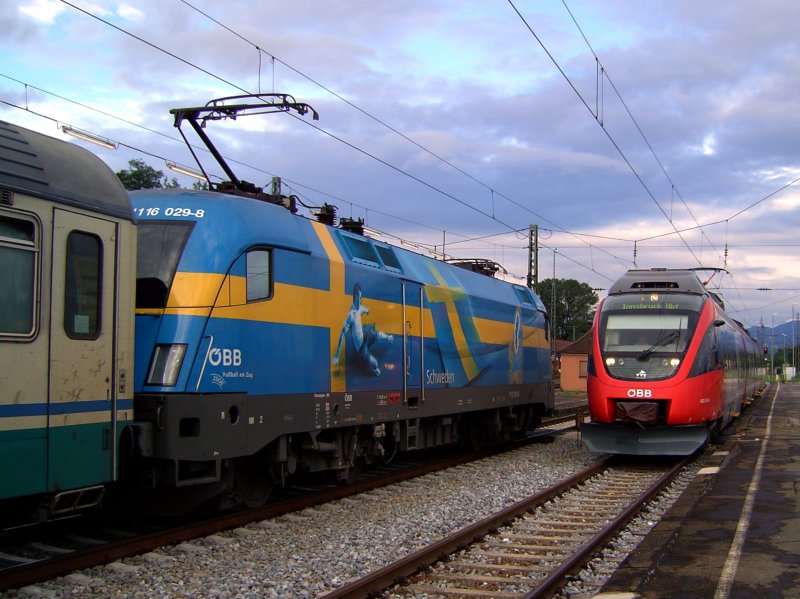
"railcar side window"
689,327,719,377
64,231,101,339
246,250,271,302
0,214,37,336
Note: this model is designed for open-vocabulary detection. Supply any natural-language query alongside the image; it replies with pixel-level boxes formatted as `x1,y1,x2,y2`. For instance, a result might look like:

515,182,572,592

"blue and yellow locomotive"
129,189,553,506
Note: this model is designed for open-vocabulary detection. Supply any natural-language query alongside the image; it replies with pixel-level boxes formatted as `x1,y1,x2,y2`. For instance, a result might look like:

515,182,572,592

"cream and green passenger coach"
0,121,136,521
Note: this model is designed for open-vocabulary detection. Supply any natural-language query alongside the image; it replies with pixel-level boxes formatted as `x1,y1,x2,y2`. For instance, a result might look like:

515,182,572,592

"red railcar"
583,269,763,455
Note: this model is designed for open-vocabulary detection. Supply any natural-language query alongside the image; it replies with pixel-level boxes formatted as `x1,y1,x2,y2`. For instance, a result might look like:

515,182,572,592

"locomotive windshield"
598,293,704,381
135,220,194,309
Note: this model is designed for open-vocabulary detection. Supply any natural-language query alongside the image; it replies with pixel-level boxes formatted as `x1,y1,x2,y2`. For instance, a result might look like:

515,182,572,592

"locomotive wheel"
336,458,364,485
709,418,726,445
465,418,484,451
232,457,274,508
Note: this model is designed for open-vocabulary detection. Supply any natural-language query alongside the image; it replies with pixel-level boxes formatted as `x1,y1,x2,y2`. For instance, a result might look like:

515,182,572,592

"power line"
173,0,631,271
506,0,780,316
507,0,706,269
52,0,621,282
560,0,723,263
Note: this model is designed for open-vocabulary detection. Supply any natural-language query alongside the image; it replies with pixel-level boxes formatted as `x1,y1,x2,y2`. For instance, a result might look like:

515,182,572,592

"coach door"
48,209,118,492
402,281,425,407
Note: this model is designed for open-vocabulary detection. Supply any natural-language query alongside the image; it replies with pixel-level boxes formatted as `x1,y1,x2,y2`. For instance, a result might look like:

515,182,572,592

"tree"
115,159,183,190
536,278,599,341
116,159,165,190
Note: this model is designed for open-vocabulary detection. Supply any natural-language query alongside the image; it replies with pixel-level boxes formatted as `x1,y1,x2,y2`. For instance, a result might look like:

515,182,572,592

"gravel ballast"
5,434,699,598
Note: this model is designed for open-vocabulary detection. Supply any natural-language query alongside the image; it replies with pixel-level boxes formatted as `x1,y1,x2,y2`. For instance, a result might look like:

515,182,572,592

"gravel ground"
4,435,618,598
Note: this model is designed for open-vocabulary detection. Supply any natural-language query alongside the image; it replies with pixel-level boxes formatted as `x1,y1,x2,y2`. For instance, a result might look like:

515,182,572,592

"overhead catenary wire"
507,0,705,270
173,0,632,271
560,0,723,264
39,0,798,301
49,0,621,282
507,0,785,322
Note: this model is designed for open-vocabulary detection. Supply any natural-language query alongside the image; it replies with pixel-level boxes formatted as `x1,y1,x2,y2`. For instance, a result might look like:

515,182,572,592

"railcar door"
48,209,118,492
402,281,425,407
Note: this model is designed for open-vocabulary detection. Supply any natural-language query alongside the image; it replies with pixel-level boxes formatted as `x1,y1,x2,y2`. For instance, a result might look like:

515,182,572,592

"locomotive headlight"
147,344,187,386
669,358,681,367
605,357,616,366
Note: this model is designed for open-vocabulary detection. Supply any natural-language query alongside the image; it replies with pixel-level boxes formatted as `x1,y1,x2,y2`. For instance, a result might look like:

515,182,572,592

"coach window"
0,213,37,336
246,249,271,302
64,231,101,339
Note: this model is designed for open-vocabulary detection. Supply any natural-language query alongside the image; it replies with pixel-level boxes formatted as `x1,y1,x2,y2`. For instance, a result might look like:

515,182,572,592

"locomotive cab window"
135,220,194,309
246,249,271,302
0,213,38,337
64,231,102,339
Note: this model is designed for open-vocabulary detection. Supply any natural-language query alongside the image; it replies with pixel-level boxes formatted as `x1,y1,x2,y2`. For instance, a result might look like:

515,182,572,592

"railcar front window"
0,214,37,336
600,311,697,380
136,221,194,308
603,314,690,353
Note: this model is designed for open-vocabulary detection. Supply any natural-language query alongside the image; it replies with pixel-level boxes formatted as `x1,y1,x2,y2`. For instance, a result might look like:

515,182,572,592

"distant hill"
748,321,799,351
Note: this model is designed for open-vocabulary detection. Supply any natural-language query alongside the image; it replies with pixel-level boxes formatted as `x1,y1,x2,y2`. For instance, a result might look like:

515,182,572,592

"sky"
3,0,800,337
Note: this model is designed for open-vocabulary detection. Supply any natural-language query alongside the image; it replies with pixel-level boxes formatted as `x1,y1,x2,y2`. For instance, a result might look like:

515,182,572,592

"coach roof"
0,120,132,220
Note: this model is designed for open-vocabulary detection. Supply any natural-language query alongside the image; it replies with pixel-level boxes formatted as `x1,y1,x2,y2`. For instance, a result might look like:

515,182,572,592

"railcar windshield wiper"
638,330,680,361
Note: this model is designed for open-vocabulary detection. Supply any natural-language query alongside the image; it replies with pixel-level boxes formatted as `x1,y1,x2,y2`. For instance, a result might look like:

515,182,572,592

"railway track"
0,418,581,593
322,454,692,599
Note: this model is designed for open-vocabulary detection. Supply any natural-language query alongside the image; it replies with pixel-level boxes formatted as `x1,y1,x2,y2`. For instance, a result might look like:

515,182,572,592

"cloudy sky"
3,0,800,336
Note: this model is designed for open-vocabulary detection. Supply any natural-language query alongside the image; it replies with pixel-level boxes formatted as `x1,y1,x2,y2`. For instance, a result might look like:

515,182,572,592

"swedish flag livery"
131,189,553,506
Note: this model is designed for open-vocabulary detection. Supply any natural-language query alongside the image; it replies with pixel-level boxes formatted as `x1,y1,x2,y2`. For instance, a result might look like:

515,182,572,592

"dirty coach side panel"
0,121,135,517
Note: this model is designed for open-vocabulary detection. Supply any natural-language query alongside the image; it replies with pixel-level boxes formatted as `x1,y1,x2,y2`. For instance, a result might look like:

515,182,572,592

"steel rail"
0,427,576,592
320,458,612,599
521,453,693,598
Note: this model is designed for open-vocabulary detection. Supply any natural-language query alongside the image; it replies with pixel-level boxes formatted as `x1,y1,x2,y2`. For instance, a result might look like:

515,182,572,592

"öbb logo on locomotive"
208,347,243,367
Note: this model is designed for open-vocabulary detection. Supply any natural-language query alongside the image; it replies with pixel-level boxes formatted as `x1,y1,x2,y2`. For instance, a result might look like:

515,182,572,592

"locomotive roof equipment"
169,93,319,210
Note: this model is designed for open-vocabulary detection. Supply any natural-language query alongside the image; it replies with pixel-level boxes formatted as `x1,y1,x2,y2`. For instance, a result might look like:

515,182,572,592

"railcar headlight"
605,357,616,366
669,358,681,367
147,344,187,386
